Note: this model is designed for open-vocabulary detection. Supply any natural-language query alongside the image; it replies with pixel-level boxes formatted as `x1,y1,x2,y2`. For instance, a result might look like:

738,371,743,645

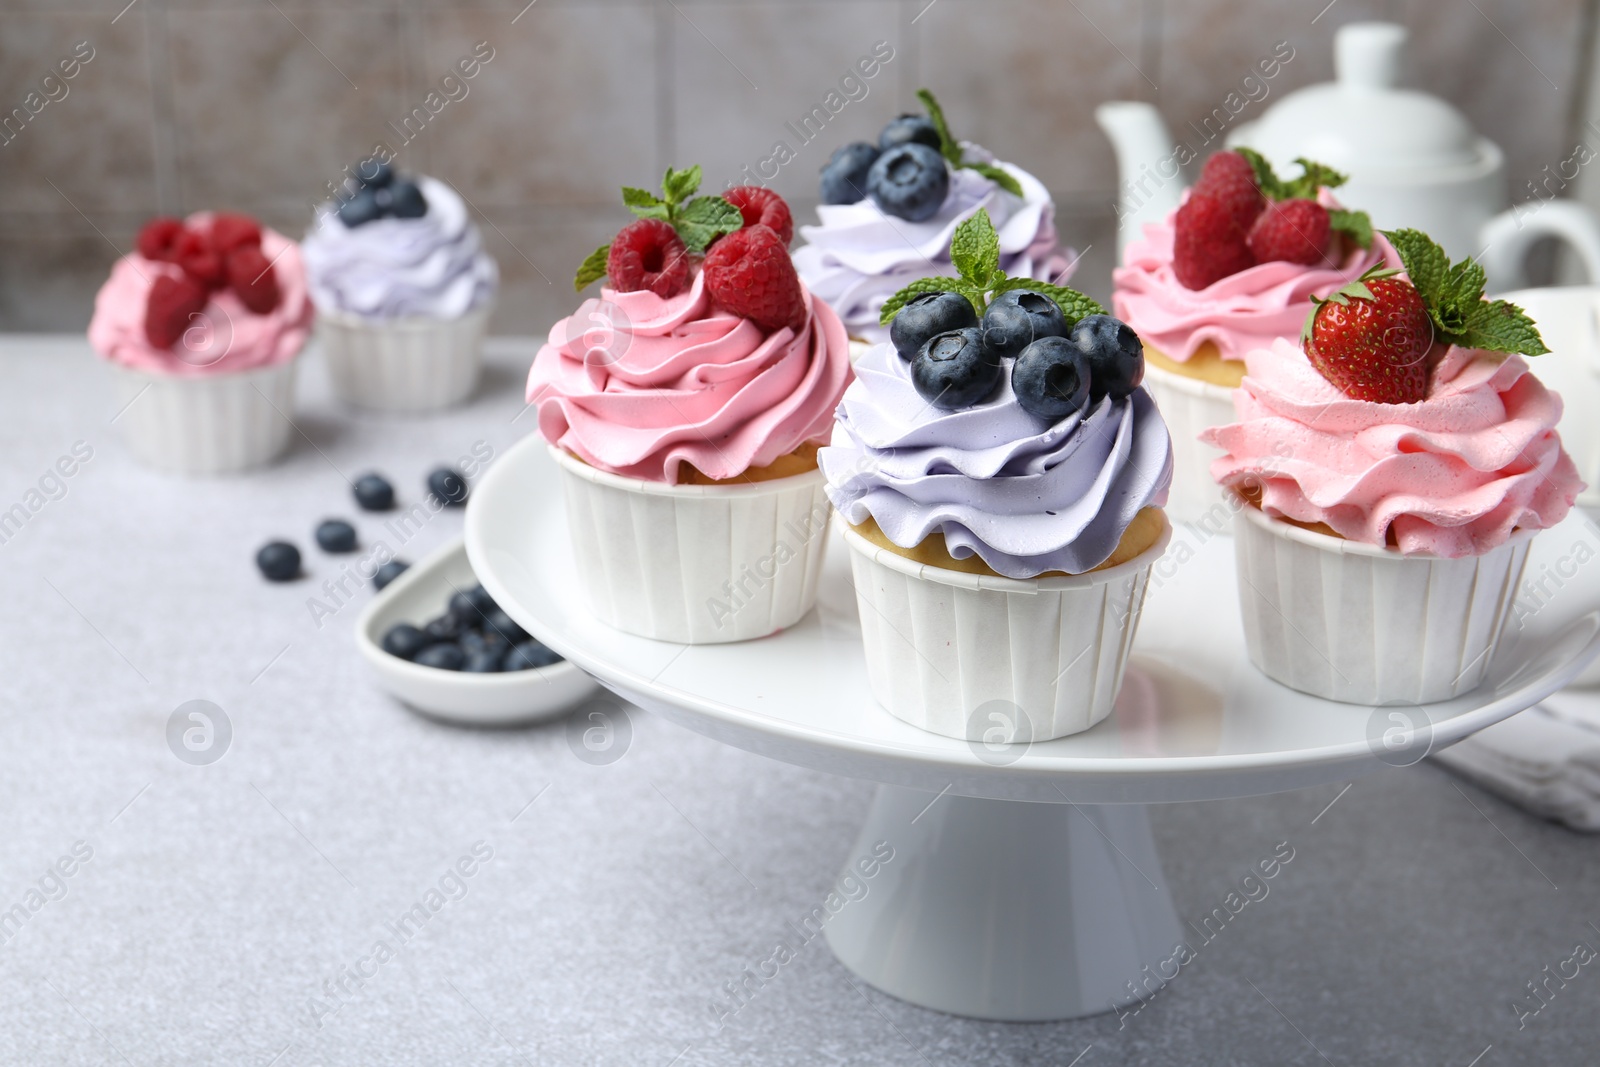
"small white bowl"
355,536,599,726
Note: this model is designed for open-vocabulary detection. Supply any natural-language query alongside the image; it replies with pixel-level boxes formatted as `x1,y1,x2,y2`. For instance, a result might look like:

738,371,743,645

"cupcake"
89,212,312,475
823,209,1172,742
302,160,497,412
1112,149,1386,522
1203,228,1582,704
794,89,1073,353
528,166,852,644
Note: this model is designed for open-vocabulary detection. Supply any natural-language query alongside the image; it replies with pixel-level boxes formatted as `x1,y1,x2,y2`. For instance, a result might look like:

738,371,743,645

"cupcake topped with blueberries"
794,89,1074,347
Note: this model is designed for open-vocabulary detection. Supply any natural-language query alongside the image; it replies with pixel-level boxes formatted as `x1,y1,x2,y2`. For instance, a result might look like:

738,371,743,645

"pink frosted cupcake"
1113,149,1386,521
527,168,852,643
89,213,312,475
1204,229,1582,704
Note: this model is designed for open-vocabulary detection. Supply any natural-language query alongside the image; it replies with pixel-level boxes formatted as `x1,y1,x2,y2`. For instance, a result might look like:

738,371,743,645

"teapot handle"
1478,201,1600,293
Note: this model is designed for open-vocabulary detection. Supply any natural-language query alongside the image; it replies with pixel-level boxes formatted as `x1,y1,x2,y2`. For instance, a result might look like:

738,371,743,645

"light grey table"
2,337,1597,1066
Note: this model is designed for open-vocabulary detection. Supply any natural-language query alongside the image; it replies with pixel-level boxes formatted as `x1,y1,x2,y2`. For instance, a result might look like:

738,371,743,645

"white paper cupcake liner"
552,446,833,644
316,302,490,412
840,516,1171,742
110,358,298,475
1142,362,1237,526
1232,500,1534,704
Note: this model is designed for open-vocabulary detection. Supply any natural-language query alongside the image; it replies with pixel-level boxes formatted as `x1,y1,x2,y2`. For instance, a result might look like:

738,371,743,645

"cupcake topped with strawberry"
1113,148,1385,388
794,90,1073,347
1204,228,1581,557
529,166,850,485
89,212,311,373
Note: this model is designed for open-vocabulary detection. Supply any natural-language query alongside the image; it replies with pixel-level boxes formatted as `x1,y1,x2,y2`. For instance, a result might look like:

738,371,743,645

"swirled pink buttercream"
1202,338,1582,557
528,271,852,484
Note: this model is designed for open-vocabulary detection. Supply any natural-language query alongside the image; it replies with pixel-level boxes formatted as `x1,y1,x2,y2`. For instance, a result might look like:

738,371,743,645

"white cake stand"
465,435,1600,1021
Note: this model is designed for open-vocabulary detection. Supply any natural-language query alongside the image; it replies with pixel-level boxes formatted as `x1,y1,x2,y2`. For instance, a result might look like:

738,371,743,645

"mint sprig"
915,88,1025,199
1234,147,1372,250
1382,228,1547,355
879,208,1104,325
574,244,610,292
573,165,745,290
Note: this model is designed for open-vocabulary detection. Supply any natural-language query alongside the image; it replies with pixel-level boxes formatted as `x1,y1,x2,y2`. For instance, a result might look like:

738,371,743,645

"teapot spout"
1095,101,1184,257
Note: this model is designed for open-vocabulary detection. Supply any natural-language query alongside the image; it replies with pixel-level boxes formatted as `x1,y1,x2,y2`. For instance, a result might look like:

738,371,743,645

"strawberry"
136,217,185,262
171,228,226,290
1193,150,1265,234
607,218,690,299
226,246,281,314
209,213,262,255
1303,271,1434,404
1173,192,1255,290
722,185,793,245
702,223,806,333
1247,198,1331,266
144,273,210,350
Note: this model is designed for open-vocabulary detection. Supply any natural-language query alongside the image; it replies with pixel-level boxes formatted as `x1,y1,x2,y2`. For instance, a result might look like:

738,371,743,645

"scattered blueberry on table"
256,541,301,582
315,519,358,553
352,472,395,512
428,466,470,507
372,560,409,590
379,582,562,673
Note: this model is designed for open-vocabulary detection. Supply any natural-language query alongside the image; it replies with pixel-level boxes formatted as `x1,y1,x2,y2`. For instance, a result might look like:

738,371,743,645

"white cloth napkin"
1432,688,1600,831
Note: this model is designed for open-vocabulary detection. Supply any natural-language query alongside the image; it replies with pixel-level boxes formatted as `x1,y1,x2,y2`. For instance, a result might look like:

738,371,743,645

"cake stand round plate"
466,432,1600,1021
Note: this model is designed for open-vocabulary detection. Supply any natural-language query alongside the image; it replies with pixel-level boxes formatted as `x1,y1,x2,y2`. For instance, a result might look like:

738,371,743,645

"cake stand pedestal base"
824,786,1183,1021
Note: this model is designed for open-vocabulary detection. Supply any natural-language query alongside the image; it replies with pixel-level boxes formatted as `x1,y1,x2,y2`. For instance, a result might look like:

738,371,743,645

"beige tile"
671,1,907,205
0,15,158,215
414,6,657,208
473,204,625,336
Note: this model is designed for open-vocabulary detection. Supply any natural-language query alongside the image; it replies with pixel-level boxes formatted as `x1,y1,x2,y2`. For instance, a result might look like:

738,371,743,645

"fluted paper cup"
551,446,832,644
1232,499,1534,704
317,302,490,412
1143,362,1236,526
110,358,297,475
840,516,1171,741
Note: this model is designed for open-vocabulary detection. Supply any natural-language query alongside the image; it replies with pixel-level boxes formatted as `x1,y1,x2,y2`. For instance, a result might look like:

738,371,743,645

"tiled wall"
0,0,1593,334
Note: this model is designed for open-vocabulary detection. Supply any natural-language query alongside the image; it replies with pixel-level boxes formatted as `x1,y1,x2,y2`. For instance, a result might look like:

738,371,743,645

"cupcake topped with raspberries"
794,89,1073,347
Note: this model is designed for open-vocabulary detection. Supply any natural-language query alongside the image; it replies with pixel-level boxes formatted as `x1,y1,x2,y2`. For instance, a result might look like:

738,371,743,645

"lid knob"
1336,22,1408,91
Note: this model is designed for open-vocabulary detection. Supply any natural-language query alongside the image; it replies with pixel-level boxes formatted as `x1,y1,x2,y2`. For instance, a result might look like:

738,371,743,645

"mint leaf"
963,161,1024,199
1235,147,1288,200
1382,229,1449,307
674,196,743,254
574,243,610,292
661,165,702,207
1283,157,1347,199
990,277,1105,328
1444,256,1487,309
623,186,664,211
1327,208,1373,250
1459,299,1549,355
879,276,967,324
949,208,1000,286
916,88,963,166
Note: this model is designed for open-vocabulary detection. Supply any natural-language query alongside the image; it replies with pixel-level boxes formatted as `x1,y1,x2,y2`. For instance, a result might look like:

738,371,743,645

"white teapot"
1097,21,1600,292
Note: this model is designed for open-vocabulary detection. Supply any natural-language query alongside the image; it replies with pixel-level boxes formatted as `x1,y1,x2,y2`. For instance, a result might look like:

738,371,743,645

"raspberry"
1193,150,1265,233
136,217,185,262
1247,199,1331,266
226,246,282,314
722,186,793,245
209,213,262,255
144,273,210,350
172,228,226,290
702,223,806,333
606,219,690,299
1172,192,1255,290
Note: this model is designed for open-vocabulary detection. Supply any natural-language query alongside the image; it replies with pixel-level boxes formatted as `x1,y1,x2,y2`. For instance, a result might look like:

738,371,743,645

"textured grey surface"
2,338,1598,1066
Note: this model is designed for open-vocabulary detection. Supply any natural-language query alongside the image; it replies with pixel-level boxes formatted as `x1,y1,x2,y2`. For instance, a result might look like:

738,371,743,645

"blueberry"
372,560,409,590
381,622,432,660
910,328,1003,410
315,519,357,554
465,584,497,615
414,642,465,671
256,541,301,582
461,650,504,673
480,608,528,644
867,143,950,223
459,628,509,657
820,142,881,205
890,291,979,360
449,590,484,622
981,289,1068,361
1069,314,1145,402
1012,336,1091,423
428,467,469,507
352,473,394,512
424,612,468,641
879,114,942,151
388,179,428,219
337,188,382,228
504,640,563,671
356,158,394,188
